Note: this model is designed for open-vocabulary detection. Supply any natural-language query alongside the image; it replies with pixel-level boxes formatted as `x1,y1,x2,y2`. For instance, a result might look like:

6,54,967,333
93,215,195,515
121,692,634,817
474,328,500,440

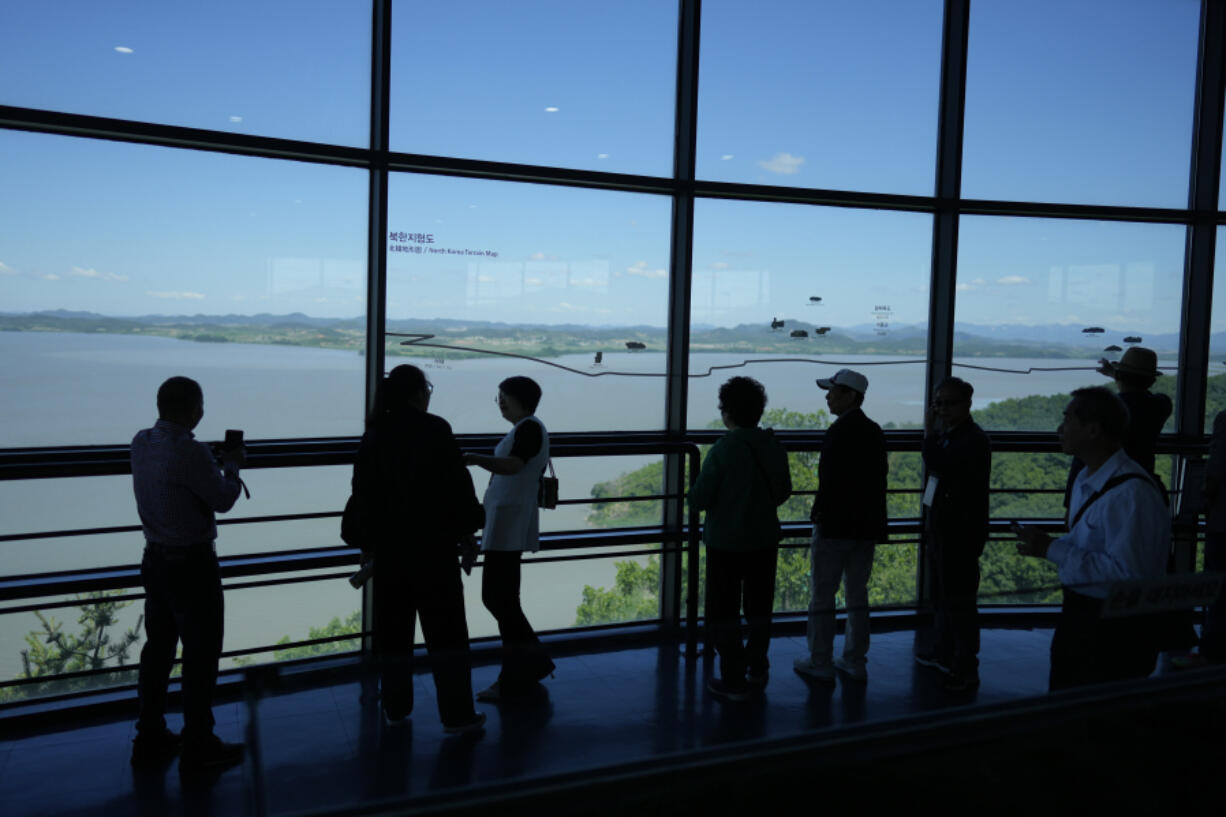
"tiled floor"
0,626,1057,817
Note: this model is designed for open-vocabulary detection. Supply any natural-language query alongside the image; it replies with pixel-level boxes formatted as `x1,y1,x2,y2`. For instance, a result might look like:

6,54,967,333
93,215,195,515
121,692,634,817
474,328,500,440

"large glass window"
697,0,942,195
0,1,370,147
386,174,672,433
955,216,1184,430
689,199,932,432
963,0,1199,207
390,0,677,175
0,130,368,447
1208,226,1226,432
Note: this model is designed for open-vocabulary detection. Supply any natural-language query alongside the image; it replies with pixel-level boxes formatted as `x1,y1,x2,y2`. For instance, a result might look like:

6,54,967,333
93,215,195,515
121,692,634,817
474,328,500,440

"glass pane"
0,130,368,447
390,1,676,175
955,216,1183,430
980,541,1061,605
0,2,370,146
990,451,1072,522
697,0,942,194
689,199,932,431
225,574,361,667
386,174,671,432
963,0,1198,207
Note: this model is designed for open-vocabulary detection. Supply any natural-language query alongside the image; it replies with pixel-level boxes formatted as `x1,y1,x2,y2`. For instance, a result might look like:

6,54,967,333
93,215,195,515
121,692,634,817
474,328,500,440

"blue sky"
0,0,1207,336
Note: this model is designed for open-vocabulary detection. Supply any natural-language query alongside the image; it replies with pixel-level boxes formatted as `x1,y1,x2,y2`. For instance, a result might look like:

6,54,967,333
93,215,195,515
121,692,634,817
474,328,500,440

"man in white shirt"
1015,386,1170,689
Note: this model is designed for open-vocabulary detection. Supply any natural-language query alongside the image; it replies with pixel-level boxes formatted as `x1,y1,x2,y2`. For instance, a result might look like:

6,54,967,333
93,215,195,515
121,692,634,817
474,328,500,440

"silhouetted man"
130,376,245,771
794,369,887,684
1015,386,1170,689
916,376,991,693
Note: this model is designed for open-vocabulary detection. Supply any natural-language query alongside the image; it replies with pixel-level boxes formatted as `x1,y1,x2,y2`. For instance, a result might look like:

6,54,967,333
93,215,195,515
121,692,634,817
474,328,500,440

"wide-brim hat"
816,368,868,395
1098,346,1162,378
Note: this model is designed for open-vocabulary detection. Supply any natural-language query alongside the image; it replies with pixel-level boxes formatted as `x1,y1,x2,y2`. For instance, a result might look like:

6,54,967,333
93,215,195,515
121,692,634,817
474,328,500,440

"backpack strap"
1069,471,1161,529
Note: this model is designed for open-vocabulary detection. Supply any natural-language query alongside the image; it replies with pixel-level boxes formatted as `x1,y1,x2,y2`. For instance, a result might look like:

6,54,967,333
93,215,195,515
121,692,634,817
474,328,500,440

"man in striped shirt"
130,376,245,771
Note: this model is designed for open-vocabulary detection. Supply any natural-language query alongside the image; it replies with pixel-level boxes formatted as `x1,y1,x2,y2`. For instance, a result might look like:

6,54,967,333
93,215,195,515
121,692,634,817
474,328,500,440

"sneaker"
942,672,980,693
532,657,557,683
792,656,836,684
745,669,769,688
179,735,244,773
834,657,868,682
914,652,952,674
475,681,501,702
130,728,182,767
707,677,750,702
442,712,486,736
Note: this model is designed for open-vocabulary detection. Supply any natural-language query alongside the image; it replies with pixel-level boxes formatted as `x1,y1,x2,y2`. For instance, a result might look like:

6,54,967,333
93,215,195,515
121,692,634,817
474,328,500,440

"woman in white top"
464,376,555,701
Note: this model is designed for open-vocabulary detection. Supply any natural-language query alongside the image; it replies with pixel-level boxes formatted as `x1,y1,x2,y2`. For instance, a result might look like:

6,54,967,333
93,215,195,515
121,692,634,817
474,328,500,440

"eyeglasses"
425,382,434,394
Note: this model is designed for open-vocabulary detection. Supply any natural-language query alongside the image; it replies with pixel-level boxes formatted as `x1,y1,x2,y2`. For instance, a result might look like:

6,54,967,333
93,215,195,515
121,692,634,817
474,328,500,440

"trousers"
482,550,553,687
807,531,876,667
706,546,779,689
137,545,223,742
1050,589,1158,690
927,532,982,676
373,549,476,726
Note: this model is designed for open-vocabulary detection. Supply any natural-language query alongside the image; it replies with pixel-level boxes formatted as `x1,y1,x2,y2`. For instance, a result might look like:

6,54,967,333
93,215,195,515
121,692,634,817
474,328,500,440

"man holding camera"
130,376,246,771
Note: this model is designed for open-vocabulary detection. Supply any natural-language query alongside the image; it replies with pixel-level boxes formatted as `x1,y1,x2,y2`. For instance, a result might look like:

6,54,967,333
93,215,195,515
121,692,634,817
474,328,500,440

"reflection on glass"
690,199,932,431
387,174,671,432
698,0,942,194
963,0,1197,207
956,216,1183,430
0,2,370,146
391,1,676,175
0,131,368,447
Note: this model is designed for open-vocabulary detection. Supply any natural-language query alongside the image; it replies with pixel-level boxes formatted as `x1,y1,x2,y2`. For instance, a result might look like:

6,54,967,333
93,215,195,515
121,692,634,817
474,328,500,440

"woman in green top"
691,376,792,701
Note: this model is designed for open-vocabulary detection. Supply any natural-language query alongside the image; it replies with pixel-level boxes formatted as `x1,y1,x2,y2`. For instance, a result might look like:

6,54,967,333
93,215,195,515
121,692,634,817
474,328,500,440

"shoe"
476,681,501,702
532,657,557,683
914,652,952,674
745,668,769,688
834,657,868,682
707,677,750,702
443,712,486,735
179,735,244,772
1170,651,1208,670
382,706,409,725
130,728,182,767
942,672,980,693
793,656,836,684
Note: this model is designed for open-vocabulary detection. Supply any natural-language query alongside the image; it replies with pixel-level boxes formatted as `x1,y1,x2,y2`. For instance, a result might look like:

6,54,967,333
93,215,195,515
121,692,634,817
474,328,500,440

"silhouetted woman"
352,364,486,732
464,376,555,701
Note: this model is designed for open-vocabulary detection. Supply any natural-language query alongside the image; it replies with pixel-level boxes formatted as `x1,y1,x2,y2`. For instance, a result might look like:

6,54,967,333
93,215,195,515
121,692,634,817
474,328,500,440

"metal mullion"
920,0,971,608
661,0,701,640
1178,0,1226,439
362,0,393,658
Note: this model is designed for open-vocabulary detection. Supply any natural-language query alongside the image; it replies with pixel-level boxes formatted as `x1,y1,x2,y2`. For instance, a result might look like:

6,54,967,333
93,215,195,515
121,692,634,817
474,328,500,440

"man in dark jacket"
794,369,887,684
917,376,991,693
352,365,486,733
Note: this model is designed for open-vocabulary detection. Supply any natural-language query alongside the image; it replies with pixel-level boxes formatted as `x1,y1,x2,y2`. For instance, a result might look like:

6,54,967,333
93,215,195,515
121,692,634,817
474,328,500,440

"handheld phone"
224,429,244,449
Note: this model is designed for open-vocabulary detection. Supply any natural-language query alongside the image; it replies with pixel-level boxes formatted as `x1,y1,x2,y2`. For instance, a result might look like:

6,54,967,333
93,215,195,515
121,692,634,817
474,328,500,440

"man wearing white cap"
793,369,887,684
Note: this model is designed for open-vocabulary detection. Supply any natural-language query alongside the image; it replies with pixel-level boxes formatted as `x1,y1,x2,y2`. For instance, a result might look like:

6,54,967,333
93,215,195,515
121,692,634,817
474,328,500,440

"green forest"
574,373,1224,626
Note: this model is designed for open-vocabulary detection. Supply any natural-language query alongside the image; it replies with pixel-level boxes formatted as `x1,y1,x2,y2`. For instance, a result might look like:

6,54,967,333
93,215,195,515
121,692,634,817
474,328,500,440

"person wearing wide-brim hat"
1065,346,1172,507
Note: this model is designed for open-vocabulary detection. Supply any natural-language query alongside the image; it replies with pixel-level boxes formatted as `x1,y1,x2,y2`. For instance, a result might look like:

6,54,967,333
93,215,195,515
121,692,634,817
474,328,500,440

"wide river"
0,331,1160,679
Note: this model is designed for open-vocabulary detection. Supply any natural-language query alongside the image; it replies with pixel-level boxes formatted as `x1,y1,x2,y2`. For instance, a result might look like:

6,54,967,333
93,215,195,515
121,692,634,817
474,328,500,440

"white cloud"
997,275,1030,285
477,274,496,283
570,277,604,288
597,153,609,159
972,278,986,285
314,297,328,303
721,154,734,160
71,266,129,282
146,290,205,300
710,261,729,270
38,273,60,281
757,152,805,175
626,260,666,279
229,115,243,123
525,277,544,286
956,283,972,292
553,302,588,312
529,251,548,261
114,46,133,54
544,106,559,113
0,261,15,275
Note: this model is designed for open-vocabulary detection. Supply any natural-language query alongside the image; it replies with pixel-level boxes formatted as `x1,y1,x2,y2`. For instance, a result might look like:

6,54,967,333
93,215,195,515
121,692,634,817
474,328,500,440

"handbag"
538,459,559,509
340,493,371,551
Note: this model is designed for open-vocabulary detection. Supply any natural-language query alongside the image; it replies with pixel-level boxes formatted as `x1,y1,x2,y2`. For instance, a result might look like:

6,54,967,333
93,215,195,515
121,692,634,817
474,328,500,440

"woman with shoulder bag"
464,375,556,701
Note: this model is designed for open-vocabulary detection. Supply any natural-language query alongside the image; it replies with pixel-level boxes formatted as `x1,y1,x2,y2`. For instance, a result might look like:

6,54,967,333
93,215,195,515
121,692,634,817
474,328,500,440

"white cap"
816,368,868,395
